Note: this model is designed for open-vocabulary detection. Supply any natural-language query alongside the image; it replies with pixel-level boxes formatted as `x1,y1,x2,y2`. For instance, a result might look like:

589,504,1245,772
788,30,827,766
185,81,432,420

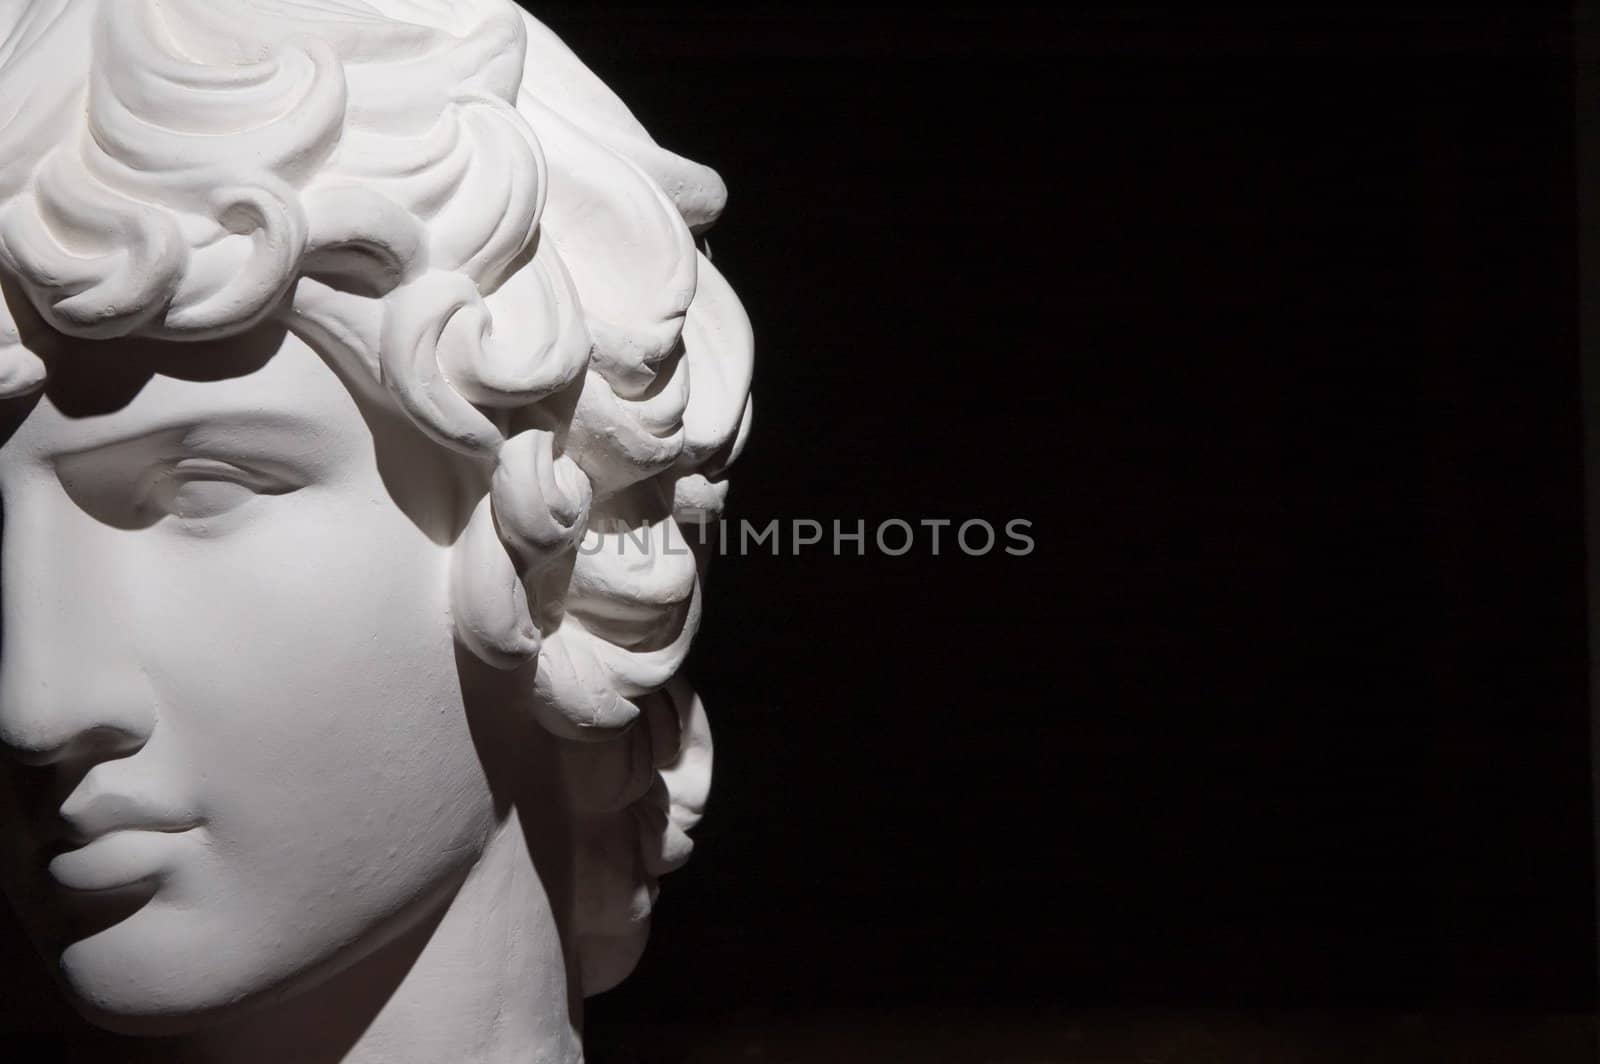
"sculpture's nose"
0,493,155,767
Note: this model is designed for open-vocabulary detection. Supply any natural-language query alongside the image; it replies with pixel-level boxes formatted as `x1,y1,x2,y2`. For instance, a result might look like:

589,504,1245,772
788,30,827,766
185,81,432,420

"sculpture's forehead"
0,327,363,463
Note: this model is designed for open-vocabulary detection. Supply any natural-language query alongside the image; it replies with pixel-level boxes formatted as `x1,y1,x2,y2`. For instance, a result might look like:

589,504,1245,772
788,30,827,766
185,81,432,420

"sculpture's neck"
172,812,582,1064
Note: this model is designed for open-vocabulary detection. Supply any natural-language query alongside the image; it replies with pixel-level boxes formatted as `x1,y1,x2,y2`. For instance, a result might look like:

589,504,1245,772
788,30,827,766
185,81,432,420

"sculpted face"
0,322,500,1028
0,0,747,1054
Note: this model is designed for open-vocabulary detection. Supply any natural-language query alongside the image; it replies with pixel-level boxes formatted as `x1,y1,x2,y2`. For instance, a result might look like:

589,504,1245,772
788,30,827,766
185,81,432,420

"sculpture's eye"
140,458,297,524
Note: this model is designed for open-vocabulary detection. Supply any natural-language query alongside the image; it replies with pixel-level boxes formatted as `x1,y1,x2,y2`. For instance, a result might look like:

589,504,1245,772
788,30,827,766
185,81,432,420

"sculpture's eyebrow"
48,411,341,471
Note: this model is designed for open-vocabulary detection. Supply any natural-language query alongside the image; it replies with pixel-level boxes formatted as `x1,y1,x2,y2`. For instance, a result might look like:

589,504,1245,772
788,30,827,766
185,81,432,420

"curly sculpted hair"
0,0,753,995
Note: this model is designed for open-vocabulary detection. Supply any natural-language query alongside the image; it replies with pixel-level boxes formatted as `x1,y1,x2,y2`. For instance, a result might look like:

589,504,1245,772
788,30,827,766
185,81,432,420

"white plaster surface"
0,2,750,1060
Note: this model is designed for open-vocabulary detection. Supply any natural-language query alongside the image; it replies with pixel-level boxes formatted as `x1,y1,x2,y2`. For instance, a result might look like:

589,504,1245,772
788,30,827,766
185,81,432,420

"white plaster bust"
0,2,752,1061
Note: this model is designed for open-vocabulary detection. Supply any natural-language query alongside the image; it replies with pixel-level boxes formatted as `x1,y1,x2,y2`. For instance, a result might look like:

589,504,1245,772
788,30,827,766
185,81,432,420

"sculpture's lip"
52,792,204,849
56,821,202,846
46,826,202,894
41,820,204,861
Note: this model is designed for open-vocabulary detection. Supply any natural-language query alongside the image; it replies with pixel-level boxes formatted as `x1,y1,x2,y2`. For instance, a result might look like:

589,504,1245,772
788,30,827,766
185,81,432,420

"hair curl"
0,0,752,995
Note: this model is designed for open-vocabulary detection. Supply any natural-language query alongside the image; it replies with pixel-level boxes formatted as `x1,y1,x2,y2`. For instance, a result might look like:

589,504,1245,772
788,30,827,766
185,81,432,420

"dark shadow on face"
0,741,158,960
8,275,482,546
40,327,283,421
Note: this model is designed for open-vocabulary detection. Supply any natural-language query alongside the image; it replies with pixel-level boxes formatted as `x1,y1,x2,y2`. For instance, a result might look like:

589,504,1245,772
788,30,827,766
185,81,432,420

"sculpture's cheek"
48,477,495,1026
0,331,500,1028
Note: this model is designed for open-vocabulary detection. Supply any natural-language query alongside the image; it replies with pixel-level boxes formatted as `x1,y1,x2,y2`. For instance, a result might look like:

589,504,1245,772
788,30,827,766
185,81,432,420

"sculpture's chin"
61,953,244,1036
64,986,228,1039
55,903,309,1037
49,863,469,1040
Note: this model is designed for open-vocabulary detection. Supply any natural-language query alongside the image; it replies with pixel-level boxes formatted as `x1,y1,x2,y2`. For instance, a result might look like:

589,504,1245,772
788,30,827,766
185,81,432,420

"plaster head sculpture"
0,1,752,1060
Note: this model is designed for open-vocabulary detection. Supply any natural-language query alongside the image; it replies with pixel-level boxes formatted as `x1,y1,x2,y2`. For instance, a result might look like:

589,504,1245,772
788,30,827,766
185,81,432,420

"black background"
526,2,1597,1053
1,5,1595,1061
